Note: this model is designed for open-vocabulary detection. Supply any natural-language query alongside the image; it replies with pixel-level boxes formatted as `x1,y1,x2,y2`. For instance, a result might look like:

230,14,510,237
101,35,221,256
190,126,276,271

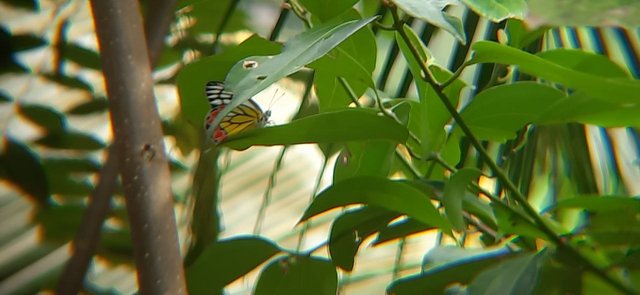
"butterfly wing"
204,81,269,143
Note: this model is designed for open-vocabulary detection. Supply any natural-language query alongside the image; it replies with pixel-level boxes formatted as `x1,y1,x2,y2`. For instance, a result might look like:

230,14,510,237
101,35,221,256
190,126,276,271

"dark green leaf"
222,109,409,150
0,90,13,103
35,131,106,151
537,49,629,78
392,0,466,43
255,255,337,295
492,203,548,240
373,218,436,245
333,140,395,183
187,236,280,294
329,207,399,271
67,97,109,115
10,33,47,51
36,204,85,242
461,82,565,141
216,15,378,128
554,195,640,212
468,251,546,295
43,73,93,92
300,176,452,234
0,0,38,10
299,0,359,22
0,137,49,205
461,0,526,21
18,104,67,134
42,157,101,173
387,246,515,294
443,168,481,232
470,41,640,105
61,43,102,70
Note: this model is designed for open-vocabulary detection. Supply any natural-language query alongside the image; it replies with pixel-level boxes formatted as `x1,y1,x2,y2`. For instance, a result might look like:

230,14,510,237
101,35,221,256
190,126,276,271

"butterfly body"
204,81,269,143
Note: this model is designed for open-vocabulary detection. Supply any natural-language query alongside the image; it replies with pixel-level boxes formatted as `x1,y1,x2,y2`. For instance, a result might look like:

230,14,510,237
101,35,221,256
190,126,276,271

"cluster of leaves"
177,0,640,294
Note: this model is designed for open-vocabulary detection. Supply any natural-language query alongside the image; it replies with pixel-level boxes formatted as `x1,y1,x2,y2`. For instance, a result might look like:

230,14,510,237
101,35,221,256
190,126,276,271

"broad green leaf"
461,0,526,21
18,104,67,134
387,246,515,294
177,34,281,129
216,15,378,129
177,0,247,35
468,251,546,295
392,0,466,44
254,256,337,295
300,176,452,234
10,33,46,51
310,10,377,110
503,19,550,49
333,140,395,183
373,218,436,245
42,157,101,174
222,109,408,150
554,195,640,212
329,207,399,271
492,203,547,240
35,131,106,151
537,49,630,78
470,41,640,105
526,0,640,28
299,0,359,22
0,137,49,205
187,236,280,295
443,168,481,232
539,91,640,127
460,82,565,141
535,258,582,295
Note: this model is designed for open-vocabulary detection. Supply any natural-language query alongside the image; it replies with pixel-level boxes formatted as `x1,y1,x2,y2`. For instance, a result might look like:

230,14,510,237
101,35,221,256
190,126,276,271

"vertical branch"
144,0,177,67
89,0,186,293
56,146,118,295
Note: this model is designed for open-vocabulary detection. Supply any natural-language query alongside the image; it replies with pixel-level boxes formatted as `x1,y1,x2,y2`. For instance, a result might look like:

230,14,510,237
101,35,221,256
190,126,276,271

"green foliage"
3,0,640,294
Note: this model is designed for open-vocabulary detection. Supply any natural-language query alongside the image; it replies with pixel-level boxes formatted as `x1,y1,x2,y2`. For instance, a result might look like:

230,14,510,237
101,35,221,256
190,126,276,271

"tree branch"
89,0,186,293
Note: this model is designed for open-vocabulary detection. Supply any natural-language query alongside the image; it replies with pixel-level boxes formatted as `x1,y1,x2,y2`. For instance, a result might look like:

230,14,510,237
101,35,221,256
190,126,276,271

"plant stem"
390,6,636,295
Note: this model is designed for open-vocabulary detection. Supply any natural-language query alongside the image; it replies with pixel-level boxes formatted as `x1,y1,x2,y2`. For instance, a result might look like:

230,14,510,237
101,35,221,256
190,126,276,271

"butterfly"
204,81,270,143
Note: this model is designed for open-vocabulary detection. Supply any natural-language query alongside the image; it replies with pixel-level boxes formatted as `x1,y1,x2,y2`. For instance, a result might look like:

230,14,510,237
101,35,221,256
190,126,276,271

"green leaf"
526,0,640,28
216,15,379,129
10,33,47,51
35,131,106,151
443,168,481,232
387,246,515,294
67,97,109,115
373,218,436,245
329,207,399,271
187,236,280,294
299,0,359,22
537,49,630,78
222,109,408,150
254,255,337,295
460,82,565,141
461,0,526,22
0,137,49,205
392,0,466,44
333,140,395,183
310,10,377,111
538,91,640,127
492,203,547,240
470,41,640,105
554,195,640,212
468,251,546,295
300,176,452,234
43,73,93,92
36,204,85,241
18,104,67,134
177,34,281,130
61,43,102,70
503,19,550,49
177,0,247,35
1,0,38,10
